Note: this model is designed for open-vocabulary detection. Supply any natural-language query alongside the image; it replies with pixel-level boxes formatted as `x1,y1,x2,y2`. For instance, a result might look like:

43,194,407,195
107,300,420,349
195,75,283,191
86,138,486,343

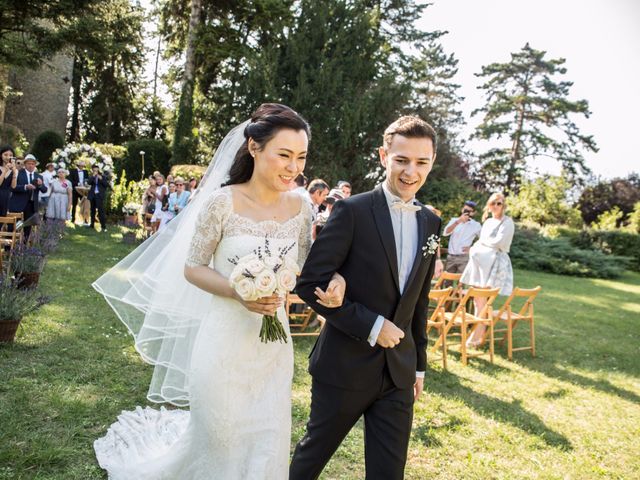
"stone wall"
3,52,73,146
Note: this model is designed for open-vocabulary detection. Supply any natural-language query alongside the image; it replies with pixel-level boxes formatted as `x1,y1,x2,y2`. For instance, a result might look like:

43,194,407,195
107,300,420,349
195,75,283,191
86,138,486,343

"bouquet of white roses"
228,240,299,343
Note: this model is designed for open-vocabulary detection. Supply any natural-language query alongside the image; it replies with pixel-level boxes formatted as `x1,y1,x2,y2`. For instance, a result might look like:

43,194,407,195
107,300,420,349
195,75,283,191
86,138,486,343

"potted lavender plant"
11,244,46,289
0,276,41,342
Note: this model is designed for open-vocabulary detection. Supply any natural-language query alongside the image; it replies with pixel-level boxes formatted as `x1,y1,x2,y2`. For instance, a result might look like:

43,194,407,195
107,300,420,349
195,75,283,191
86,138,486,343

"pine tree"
472,43,597,193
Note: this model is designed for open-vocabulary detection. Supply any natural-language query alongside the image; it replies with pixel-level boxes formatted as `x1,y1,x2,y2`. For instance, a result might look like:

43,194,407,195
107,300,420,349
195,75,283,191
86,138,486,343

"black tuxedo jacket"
9,170,47,212
296,186,441,391
69,168,90,188
87,174,109,200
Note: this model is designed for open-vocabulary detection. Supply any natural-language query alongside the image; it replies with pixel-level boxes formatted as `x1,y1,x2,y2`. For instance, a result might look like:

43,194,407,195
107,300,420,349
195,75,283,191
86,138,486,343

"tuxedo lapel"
404,207,429,292
371,187,400,293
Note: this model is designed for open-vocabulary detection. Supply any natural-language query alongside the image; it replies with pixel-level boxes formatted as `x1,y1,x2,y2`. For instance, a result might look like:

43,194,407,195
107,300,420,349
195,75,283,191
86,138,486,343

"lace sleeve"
185,190,232,267
297,200,313,269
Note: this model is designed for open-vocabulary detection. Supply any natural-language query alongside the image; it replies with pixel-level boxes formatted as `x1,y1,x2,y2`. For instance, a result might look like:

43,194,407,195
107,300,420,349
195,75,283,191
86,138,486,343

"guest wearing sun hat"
46,168,73,222
10,154,47,239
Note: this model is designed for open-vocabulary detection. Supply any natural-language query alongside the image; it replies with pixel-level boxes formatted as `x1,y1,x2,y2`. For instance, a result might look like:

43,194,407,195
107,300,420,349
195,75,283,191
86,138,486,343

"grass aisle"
1,226,639,479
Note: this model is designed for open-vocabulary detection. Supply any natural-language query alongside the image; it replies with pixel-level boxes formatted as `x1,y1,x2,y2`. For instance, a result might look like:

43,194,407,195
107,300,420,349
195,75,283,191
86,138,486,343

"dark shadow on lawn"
425,368,573,450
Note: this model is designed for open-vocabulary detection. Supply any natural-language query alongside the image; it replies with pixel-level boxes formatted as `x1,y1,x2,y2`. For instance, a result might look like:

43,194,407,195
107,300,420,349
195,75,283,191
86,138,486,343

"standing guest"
186,177,198,192
168,177,191,217
69,160,89,223
460,192,515,347
166,174,174,185
88,164,109,232
307,178,329,220
46,168,73,222
0,146,18,216
168,182,176,195
313,188,343,239
40,162,57,213
142,181,157,215
10,154,47,239
337,180,352,198
443,200,481,274
151,173,169,226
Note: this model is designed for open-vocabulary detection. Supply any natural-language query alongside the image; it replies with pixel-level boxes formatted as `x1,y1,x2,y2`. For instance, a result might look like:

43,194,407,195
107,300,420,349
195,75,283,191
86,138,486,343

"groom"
290,116,442,479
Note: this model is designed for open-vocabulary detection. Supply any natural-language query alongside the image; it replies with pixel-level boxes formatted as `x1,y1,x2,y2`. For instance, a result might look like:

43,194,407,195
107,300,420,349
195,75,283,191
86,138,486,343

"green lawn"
1,225,639,479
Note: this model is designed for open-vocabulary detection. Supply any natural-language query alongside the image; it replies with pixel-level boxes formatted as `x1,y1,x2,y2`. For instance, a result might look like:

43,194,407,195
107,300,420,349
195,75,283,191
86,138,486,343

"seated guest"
46,168,73,223
10,154,47,239
443,200,481,274
187,177,198,192
337,180,352,198
168,177,191,217
69,160,90,223
0,145,18,216
461,192,515,347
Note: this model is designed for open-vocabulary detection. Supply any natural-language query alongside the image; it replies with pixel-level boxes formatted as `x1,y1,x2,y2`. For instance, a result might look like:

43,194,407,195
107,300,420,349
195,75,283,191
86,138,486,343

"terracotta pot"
124,214,139,227
0,318,21,342
16,271,40,289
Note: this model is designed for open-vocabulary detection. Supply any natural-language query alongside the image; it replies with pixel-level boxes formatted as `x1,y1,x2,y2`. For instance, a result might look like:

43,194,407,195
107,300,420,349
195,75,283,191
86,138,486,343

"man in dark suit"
68,160,89,223
87,164,109,232
290,116,442,480
9,154,47,239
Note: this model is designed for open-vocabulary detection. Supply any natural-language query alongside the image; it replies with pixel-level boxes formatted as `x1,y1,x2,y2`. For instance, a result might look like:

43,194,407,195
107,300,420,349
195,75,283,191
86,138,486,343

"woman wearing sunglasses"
460,192,515,347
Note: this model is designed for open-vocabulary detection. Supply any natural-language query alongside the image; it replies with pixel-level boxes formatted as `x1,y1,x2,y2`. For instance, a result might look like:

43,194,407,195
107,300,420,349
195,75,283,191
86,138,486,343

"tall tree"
171,0,202,164
472,43,597,193
68,0,147,144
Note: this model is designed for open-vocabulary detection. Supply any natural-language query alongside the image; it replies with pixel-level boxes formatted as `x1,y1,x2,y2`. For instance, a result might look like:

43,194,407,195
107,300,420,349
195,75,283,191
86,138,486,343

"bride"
93,103,345,479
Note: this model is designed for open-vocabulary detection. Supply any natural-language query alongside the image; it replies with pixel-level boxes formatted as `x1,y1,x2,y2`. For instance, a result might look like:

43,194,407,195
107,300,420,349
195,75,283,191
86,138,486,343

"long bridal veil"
93,120,249,407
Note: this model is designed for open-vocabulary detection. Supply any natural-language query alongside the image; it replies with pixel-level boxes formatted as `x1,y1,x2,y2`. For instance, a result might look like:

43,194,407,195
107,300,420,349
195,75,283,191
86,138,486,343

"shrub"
107,169,147,217
123,139,172,180
93,143,127,164
569,229,640,272
170,164,206,181
0,123,29,155
31,130,64,163
510,225,630,279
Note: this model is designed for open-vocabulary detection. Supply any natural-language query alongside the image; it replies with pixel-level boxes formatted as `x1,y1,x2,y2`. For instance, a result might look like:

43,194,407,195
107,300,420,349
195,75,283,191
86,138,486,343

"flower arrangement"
228,240,299,343
422,234,441,257
52,143,115,179
122,202,142,216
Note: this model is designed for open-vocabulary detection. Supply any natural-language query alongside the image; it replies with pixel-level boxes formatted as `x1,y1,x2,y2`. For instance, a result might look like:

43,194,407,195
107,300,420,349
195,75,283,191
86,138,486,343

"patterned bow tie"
391,201,421,213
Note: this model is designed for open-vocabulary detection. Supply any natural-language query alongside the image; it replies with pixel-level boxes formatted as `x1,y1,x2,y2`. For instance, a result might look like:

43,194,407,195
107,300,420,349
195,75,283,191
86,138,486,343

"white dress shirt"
41,170,55,198
367,182,424,378
443,217,481,254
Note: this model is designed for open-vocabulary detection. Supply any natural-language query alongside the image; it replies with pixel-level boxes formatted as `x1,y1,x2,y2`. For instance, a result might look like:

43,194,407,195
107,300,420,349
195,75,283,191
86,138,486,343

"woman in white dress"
460,192,515,346
45,168,73,221
92,104,345,479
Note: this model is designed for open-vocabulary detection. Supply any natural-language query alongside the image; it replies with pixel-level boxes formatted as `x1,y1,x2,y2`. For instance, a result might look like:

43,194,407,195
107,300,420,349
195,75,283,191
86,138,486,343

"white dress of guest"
151,183,170,228
41,169,56,201
460,216,515,295
46,178,73,220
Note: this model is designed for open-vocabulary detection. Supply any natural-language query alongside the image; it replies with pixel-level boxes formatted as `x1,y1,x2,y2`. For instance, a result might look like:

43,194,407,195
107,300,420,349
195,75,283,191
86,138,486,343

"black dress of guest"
0,168,13,216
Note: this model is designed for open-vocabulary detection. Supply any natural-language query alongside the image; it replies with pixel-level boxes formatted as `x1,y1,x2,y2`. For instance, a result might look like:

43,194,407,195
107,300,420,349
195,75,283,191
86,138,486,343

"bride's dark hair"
224,103,310,186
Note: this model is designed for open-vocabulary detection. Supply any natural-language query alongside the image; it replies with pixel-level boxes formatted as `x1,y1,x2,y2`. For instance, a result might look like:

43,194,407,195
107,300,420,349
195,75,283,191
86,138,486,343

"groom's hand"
376,319,404,348
413,377,424,401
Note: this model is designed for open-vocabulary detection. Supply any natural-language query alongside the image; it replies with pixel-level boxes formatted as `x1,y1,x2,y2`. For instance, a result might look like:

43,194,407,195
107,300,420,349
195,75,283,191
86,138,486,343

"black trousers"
289,368,414,480
22,200,39,240
71,189,81,222
90,195,106,229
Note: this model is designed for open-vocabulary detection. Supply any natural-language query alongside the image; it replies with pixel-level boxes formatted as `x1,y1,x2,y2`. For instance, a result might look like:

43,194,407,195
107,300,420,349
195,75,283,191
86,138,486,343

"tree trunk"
172,0,202,164
507,74,530,192
69,54,84,142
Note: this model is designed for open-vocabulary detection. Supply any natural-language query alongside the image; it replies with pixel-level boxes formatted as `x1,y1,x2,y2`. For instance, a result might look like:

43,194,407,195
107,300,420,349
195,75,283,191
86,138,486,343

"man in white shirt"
443,200,481,273
39,162,56,213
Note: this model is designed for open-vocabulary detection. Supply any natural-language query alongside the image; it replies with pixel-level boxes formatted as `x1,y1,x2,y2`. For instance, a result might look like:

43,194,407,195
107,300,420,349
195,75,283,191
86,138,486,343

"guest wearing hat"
312,188,344,240
40,162,57,213
10,154,47,239
0,145,18,216
88,163,109,232
69,160,90,223
443,200,482,275
46,168,73,222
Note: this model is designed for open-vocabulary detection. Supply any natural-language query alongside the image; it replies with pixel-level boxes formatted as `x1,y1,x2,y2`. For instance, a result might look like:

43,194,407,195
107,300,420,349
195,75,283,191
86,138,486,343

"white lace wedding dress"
94,187,312,479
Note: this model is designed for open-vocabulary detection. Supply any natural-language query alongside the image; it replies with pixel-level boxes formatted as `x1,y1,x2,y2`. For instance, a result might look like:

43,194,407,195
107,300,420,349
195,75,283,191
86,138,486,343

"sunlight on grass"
0,230,639,479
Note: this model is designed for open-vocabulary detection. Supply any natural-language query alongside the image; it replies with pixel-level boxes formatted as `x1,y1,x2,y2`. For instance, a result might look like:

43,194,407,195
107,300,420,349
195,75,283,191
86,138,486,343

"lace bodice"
185,187,313,271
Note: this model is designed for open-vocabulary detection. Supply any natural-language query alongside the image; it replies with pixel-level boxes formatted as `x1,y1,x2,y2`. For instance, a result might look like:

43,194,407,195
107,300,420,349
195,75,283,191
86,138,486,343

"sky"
417,0,640,179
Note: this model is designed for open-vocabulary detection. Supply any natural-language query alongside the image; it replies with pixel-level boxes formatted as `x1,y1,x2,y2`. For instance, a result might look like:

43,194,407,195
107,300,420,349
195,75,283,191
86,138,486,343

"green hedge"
31,130,64,163
569,229,640,272
121,139,172,180
510,226,631,279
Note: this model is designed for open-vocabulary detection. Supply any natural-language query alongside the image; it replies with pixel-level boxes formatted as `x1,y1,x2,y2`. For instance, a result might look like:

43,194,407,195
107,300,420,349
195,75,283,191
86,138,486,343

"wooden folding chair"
287,293,323,336
427,287,453,370
436,287,500,366
433,271,465,310
6,212,24,244
0,216,20,273
492,286,541,360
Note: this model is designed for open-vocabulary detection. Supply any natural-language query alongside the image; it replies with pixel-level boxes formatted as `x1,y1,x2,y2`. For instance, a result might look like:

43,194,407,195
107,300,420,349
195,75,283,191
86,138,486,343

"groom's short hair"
383,116,437,153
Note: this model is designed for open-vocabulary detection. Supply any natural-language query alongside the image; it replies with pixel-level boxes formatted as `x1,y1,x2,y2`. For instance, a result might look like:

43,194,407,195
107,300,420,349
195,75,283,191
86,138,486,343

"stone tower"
3,52,73,145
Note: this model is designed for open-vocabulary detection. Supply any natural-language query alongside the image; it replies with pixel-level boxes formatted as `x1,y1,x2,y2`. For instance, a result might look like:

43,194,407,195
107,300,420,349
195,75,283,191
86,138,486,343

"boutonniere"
421,234,440,257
